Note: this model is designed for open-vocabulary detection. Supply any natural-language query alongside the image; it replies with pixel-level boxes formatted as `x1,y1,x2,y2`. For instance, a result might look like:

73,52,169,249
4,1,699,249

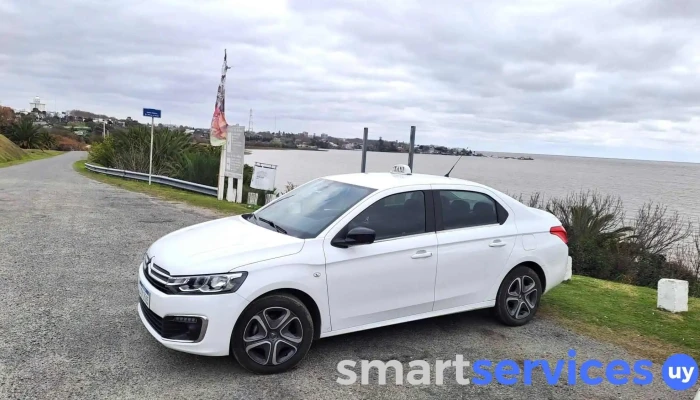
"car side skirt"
319,300,495,338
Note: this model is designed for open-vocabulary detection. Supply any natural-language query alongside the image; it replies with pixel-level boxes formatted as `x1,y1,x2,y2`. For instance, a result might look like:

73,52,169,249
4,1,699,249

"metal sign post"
143,108,162,185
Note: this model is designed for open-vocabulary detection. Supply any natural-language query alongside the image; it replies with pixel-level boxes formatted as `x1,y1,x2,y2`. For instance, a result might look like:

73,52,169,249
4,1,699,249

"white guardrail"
84,163,218,197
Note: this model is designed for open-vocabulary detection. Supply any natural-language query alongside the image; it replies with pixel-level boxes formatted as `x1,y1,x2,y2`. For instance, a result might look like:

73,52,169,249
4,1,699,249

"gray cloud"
1,0,699,160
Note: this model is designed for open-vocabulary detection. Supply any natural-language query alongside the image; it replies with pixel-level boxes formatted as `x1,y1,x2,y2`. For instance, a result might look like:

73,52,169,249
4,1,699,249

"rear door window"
439,190,499,229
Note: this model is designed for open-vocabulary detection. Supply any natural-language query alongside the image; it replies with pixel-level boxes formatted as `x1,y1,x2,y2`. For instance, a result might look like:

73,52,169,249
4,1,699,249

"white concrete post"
226,176,235,202
236,178,243,204
217,144,226,200
564,256,573,281
657,279,688,313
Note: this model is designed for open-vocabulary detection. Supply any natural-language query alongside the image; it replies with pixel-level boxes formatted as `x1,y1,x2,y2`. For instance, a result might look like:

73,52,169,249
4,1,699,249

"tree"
378,137,385,152
6,118,45,149
0,106,15,134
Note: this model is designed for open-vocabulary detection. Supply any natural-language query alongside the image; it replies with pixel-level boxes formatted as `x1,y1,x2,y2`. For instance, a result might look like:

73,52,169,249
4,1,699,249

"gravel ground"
0,152,694,399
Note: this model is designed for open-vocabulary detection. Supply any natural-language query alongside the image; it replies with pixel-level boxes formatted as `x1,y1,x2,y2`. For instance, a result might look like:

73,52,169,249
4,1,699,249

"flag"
210,50,231,146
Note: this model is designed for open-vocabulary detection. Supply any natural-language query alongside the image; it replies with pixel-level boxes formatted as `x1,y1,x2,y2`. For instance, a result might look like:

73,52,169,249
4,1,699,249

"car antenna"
444,155,463,177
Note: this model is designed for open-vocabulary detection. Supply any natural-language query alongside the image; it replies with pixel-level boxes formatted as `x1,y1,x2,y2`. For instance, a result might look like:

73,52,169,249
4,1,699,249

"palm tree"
547,191,632,246
7,118,43,149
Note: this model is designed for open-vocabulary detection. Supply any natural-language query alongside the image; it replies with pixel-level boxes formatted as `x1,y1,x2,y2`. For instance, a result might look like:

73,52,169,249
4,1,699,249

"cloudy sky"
1,0,700,162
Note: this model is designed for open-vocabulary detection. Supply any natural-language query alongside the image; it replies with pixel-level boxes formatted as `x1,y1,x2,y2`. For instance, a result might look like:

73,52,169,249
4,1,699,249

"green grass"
0,148,64,168
541,275,699,361
73,160,256,215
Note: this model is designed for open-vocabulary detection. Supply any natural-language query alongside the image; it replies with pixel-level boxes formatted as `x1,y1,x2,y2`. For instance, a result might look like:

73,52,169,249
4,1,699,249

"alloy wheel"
242,307,304,366
505,276,538,320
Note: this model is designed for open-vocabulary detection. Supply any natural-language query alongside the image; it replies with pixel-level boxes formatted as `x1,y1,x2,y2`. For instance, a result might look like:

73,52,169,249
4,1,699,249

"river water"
246,149,700,221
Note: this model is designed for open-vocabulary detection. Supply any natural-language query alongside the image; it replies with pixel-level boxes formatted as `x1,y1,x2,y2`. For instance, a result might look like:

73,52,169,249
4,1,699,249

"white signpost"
143,108,161,185
221,124,246,203
251,162,277,192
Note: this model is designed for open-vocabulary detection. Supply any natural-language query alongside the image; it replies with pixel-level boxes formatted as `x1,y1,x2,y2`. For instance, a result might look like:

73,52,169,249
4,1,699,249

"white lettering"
336,360,357,385
681,366,695,384
454,355,471,385
361,360,404,385
407,360,431,385
436,359,453,385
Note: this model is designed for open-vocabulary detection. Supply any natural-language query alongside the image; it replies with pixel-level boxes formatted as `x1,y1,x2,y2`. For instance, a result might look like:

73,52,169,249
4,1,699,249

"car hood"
147,215,304,276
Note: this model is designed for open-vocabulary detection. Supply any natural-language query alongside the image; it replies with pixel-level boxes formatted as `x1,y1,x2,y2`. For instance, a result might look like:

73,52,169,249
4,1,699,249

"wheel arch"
511,260,547,292
243,288,323,340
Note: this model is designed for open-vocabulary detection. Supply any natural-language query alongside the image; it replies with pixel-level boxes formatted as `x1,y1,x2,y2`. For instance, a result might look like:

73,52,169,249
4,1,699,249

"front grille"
145,262,170,293
139,299,204,342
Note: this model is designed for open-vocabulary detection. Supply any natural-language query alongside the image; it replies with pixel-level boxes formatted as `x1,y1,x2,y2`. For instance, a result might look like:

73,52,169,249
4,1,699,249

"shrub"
54,135,87,151
38,131,57,150
177,150,220,187
631,203,691,256
110,126,192,176
6,118,45,149
510,190,699,296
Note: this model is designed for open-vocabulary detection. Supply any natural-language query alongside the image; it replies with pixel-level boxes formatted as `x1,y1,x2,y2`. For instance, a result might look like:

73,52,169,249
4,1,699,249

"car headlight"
165,272,248,294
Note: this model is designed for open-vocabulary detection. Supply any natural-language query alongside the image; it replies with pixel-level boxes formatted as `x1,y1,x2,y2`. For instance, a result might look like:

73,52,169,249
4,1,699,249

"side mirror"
332,227,376,248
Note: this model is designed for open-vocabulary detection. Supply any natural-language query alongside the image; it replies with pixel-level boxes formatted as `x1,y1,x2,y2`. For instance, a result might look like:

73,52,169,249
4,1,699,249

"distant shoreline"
247,147,535,160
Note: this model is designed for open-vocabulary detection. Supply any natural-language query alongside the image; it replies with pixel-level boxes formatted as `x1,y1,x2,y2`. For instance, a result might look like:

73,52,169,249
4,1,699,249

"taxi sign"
390,164,412,175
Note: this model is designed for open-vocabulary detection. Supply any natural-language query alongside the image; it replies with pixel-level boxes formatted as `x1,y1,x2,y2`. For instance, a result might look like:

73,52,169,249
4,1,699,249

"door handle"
411,250,433,259
489,240,507,248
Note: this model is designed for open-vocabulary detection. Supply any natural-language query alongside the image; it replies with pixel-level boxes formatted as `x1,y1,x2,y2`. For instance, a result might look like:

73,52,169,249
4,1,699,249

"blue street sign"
143,108,161,118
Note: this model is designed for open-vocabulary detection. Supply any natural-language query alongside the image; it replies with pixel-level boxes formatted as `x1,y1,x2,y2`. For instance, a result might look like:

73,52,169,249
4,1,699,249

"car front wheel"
231,293,314,374
495,266,542,326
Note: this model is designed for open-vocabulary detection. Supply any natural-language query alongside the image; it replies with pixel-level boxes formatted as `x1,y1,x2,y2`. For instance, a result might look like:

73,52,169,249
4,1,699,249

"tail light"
550,226,568,244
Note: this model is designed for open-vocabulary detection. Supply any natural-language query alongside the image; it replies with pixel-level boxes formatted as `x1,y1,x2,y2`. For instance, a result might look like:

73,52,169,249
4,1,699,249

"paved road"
0,152,689,399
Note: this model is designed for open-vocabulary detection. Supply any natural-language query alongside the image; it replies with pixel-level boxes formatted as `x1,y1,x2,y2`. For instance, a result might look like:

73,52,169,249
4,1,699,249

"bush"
510,190,699,297
108,126,192,177
177,149,220,187
87,136,115,165
6,118,51,149
54,135,87,151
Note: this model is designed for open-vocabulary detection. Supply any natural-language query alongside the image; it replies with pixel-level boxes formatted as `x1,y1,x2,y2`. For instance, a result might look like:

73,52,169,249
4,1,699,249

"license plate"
139,281,150,309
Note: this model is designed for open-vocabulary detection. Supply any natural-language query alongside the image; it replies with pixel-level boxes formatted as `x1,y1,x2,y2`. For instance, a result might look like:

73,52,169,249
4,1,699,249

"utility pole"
103,121,106,138
408,126,416,171
361,127,368,173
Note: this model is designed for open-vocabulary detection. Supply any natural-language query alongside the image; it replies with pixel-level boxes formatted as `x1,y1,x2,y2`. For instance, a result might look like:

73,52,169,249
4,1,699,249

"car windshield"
250,179,375,239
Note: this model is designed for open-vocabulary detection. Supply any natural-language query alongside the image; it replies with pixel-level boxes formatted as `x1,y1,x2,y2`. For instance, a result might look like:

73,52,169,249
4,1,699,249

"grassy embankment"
73,159,255,215
541,275,699,361
0,134,63,168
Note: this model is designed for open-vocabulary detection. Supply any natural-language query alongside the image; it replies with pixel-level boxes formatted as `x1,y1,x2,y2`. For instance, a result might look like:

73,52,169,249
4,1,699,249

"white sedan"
137,165,569,373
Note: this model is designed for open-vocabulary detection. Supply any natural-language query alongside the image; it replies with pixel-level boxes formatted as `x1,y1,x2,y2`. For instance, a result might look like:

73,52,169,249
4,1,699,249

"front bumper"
137,264,250,356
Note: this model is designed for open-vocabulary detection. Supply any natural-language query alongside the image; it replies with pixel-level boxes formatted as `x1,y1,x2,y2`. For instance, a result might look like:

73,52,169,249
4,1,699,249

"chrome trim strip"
162,313,209,343
147,264,168,284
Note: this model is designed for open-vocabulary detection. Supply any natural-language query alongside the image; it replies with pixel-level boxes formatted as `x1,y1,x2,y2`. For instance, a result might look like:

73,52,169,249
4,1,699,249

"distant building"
29,96,46,112
321,133,329,140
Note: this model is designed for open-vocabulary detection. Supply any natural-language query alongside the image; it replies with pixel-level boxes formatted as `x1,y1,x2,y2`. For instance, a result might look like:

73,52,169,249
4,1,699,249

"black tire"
495,265,542,326
231,293,314,374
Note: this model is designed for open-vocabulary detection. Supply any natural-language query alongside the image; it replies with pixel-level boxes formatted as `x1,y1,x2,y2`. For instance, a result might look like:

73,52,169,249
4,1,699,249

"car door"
323,187,438,331
432,186,517,311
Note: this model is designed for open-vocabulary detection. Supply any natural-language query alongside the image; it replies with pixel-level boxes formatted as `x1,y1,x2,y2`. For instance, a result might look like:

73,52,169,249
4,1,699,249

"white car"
138,165,569,373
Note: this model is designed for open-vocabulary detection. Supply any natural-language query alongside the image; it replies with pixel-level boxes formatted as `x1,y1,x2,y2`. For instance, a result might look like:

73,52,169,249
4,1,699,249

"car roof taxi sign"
390,164,412,175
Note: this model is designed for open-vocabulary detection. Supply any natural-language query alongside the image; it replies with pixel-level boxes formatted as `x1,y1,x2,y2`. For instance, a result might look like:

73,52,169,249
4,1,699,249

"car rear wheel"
495,266,542,326
231,293,314,374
